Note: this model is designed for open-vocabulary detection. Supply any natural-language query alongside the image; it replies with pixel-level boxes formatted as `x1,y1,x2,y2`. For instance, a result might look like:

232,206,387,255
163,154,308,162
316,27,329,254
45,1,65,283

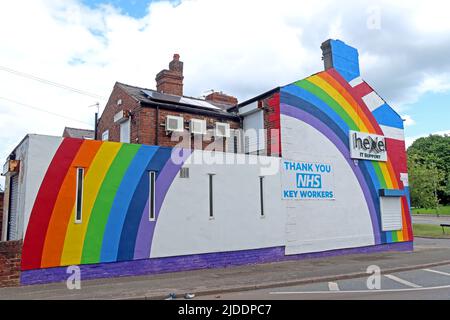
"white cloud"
1,0,450,188
401,115,416,127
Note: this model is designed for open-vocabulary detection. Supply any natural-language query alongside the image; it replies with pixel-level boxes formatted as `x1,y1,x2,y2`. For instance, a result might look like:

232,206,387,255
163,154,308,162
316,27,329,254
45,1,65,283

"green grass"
413,224,450,239
412,205,450,215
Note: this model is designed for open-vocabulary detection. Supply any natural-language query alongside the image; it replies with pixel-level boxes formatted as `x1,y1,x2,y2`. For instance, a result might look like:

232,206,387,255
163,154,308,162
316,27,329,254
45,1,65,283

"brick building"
1,39,413,286
97,54,279,156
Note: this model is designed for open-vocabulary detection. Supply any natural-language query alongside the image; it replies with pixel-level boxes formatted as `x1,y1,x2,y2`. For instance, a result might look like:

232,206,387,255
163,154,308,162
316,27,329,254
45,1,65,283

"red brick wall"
137,107,240,151
205,92,238,106
156,54,184,96
262,92,282,157
0,240,22,288
156,70,184,96
97,83,141,143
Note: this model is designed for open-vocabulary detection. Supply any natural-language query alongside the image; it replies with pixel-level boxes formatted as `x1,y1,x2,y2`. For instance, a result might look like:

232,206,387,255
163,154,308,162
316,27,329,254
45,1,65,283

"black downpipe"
239,115,244,153
94,112,98,140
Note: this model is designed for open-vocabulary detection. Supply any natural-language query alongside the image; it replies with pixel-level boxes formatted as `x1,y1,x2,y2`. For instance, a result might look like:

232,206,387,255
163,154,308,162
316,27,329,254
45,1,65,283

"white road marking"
384,274,422,288
270,284,450,295
328,282,340,291
423,268,450,277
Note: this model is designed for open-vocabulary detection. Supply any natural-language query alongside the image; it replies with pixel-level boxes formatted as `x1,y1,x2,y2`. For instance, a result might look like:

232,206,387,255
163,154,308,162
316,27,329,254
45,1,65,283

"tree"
407,134,450,207
408,155,442,209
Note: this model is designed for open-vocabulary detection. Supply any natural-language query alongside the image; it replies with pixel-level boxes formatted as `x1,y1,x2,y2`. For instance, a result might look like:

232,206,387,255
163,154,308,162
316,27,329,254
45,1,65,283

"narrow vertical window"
208,174,215,218
149,171,156,221
75,168,84,223
260,176,265,217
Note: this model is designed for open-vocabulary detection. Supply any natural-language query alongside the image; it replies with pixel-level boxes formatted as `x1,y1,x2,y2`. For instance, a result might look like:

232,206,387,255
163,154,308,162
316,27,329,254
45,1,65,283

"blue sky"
1,0,449,189
81,0,450,146
403,91,450,141
82,0,182,18
82,0,152,18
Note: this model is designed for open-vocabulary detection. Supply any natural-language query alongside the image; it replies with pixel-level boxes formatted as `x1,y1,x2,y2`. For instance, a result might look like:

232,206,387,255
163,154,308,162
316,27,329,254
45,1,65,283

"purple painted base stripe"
21,242,413,286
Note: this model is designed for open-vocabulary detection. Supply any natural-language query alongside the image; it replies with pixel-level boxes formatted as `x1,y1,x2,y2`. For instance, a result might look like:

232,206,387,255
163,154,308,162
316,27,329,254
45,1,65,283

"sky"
1,0,450,189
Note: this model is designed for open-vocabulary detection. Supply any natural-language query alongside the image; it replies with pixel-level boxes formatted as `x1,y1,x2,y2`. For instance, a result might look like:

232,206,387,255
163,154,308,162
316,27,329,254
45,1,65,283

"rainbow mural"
18,52,413,275
21,140,190,271
280,68,413,245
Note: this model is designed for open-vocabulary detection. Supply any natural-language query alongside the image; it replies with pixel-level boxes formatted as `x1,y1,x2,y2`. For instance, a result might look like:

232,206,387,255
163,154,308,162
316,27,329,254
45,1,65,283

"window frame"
208,173,215,219
149,171,156,221
380,196,402,231
102,130,109,141
259,176,265,217
75,167,84,224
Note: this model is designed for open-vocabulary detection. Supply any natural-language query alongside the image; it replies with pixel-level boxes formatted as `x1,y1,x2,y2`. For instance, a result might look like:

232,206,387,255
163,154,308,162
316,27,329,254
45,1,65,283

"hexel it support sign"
349,130,387,162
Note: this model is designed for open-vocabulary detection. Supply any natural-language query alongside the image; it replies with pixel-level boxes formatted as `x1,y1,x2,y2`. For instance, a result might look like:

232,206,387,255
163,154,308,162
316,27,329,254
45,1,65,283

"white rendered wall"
151,151,285,258
281,115,375,255
12,131,376,258
20,135,62,238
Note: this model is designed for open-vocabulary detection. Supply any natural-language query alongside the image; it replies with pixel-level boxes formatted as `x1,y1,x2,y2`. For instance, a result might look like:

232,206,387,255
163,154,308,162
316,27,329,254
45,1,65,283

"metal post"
94,112,98,140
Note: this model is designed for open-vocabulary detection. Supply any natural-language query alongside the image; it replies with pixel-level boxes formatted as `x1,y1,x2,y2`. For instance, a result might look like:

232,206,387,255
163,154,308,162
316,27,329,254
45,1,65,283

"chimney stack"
156,54,184,96
205,91,238,107
321,39,360,82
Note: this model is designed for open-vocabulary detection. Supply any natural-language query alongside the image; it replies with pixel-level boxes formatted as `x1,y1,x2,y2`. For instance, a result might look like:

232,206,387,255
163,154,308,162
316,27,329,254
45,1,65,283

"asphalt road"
198,264,450,300
412,215,450,226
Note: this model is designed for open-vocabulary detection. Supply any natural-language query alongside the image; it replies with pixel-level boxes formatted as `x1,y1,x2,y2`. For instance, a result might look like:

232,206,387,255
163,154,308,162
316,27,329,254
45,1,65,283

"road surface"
198,264,450,300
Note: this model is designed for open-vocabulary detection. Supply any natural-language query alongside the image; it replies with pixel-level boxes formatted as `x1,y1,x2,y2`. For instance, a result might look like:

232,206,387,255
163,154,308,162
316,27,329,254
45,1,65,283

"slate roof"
63,127,95,139
117,82,238,117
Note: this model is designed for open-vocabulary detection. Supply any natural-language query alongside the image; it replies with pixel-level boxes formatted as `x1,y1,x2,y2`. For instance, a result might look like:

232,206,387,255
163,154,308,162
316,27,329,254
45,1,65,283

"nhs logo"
296,173,322,189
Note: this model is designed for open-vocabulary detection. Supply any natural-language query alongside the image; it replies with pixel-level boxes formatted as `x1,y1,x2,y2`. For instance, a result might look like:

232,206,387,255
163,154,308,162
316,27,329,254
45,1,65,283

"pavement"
0,237,450,300
412,214,450,226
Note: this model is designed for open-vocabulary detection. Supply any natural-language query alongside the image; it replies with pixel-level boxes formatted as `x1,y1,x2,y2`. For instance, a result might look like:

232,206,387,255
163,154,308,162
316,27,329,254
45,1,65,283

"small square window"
102,130,109,141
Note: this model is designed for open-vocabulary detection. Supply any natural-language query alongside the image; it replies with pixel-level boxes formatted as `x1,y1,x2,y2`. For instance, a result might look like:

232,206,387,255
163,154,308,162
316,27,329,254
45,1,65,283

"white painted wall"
151,151,285,258
10,129,376,259
14,135,62,239
280,115,375,255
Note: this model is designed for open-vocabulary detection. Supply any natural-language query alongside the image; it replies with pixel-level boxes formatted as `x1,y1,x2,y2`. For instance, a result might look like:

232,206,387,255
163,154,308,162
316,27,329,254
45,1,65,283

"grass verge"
413,223,450,239
412,205,450,215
